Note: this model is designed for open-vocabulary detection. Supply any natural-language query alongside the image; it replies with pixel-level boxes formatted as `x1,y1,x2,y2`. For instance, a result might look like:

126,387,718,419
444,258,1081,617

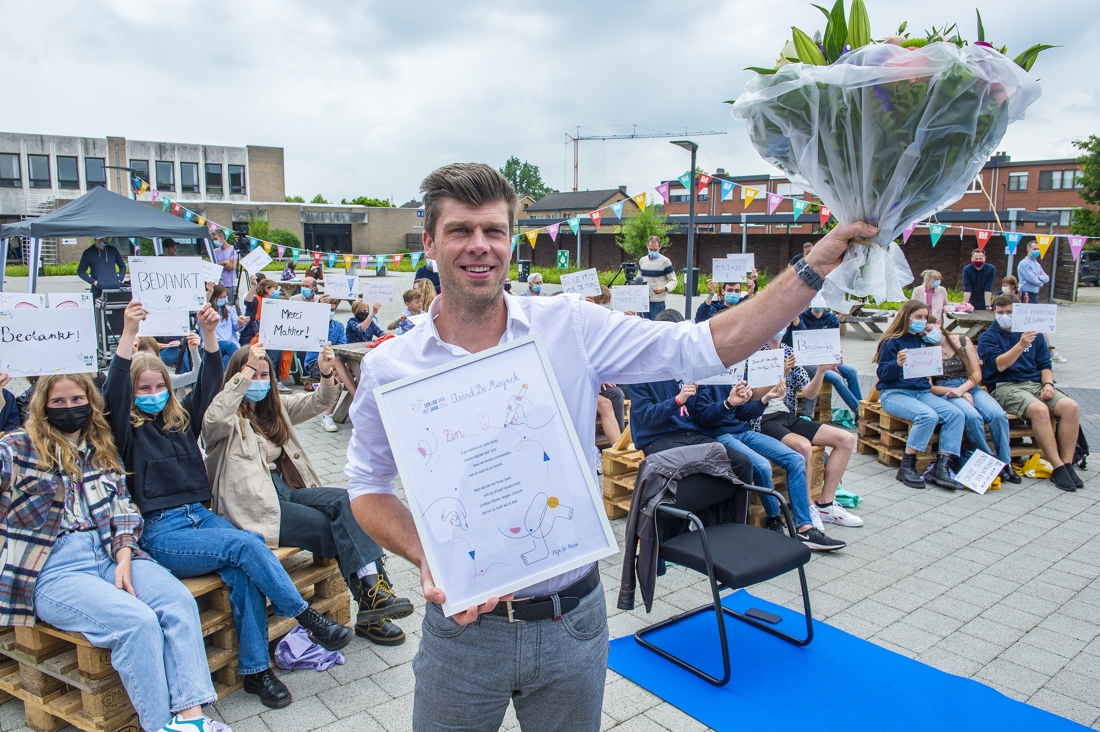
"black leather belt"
488,566,600,622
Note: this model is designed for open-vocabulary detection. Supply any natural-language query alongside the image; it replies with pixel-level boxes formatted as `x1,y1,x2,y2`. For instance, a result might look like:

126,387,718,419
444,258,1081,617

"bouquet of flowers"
730,2,1048,305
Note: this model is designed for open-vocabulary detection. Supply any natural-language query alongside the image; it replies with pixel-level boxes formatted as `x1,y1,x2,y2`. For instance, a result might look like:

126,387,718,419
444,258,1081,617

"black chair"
634,472,814,686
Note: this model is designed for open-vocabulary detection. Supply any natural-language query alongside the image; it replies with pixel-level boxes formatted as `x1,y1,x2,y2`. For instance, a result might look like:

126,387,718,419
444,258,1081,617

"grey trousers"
412,582,608,731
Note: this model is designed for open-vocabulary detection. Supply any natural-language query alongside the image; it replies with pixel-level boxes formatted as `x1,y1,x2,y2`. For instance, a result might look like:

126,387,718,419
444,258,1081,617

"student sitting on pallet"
205,343,414,649
0,373,230,732
873,300,966,490
104,301,352,712
978,294,1083,492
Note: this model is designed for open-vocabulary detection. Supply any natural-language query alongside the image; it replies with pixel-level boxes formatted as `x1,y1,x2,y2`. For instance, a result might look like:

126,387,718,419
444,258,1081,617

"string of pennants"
512,171,1099,262
130,175,424,273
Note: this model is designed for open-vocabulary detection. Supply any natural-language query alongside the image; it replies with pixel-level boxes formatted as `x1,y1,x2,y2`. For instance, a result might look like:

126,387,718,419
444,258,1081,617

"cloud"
1,0,1094,203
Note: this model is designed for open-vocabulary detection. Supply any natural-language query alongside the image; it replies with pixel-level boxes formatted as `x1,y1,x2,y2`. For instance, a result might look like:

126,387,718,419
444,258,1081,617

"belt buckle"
505,601,517,623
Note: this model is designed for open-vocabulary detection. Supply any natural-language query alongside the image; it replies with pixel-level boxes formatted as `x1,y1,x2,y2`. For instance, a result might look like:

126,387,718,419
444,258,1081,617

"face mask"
354,311,369,322
811,308,824,317
301,288,313,299
216,298,227,308
272,289,282,298
532,285,541,293
923,329,942,345
135,390,170,415
773,328,787,341
1030,250,1040,259
647,251,659,259
603,304,612,310
973,261,984,269
724,292,741,305
996,313,1014,329
909,320,927,334
503,282,512,292
428,259,437,272
45,404,92,434
932,280,941,289
244,379,271,403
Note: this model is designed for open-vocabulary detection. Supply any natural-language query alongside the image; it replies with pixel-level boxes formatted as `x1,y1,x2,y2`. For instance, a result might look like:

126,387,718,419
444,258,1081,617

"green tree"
499,157,553,199
1070,135,1100,238
310,194,329,204
615,205,673,260
285,195,305,203
247,218,271,241
269,228,301,250
341,196,393,207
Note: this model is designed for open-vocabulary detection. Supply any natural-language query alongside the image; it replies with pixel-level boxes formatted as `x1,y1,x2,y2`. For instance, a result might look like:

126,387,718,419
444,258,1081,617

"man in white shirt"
346,162,875,731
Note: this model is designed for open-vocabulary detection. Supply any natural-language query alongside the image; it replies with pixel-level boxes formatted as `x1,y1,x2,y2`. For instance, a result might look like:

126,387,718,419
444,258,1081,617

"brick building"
521,187,637,233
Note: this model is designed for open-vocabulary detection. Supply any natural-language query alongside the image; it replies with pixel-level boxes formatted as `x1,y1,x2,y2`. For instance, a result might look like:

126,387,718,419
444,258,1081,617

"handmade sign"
47,293,93,309
1012,304,1057,334
560,268,602,297
610,285,650,313
791,328,842,366
323,275,359,301
129,257,207,311
199,260,225,282
362,280,396,304
259,299,331,350
374,335,617,616
698,360,747,385
747,349,785,388
0,293,46,309
725,253,755,276
902,347,943,380
712,258,748,283
0,307,97,377
954,451,1006,495
139,310,191,337
240,246,274,277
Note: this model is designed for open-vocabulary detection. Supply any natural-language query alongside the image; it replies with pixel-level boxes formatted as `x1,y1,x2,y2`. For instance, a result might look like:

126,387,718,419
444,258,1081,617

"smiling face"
423,198,510,310
136,366,168,396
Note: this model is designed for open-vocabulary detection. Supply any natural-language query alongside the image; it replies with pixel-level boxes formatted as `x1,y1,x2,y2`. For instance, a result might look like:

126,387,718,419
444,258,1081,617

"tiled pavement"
1,286,1098,731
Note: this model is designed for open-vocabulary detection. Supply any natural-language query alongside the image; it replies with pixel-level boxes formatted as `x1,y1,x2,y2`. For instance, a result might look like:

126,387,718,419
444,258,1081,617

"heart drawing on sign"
164,295,172,303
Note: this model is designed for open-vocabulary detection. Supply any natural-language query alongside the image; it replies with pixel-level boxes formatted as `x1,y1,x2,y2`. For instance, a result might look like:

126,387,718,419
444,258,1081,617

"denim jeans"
34,532,215,732
879,388,965,455
217,339,239,369
140,503,309,675
412,581,607,731
714,431,810,528
938,377,1011,464
825,363,863,413
644,300,666,320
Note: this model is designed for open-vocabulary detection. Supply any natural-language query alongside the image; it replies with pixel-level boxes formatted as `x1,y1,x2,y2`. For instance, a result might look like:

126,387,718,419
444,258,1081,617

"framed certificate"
375,334,618,616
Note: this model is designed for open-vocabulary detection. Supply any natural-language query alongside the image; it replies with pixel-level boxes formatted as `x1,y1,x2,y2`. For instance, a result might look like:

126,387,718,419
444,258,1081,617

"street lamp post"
672,140,698,319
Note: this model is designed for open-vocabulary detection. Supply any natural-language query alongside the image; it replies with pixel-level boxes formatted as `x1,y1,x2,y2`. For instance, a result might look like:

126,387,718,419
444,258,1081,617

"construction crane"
565,125,726,191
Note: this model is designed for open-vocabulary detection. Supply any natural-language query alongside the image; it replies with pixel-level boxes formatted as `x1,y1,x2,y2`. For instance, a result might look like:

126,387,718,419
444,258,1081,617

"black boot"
1065,463,1084,489
1000,465,1022,485
895,454,925,489
242,668,292,709
926,453,957,489
355,619,407,646
356,571,415,627
296,607,352,651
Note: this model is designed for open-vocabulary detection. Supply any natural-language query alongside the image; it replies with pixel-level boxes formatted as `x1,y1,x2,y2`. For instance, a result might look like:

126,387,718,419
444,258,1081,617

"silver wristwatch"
793,257,824,291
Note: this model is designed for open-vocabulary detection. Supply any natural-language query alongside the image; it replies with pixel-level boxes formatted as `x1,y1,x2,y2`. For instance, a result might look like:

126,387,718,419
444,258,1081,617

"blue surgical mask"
909,320,927,334
532,285,541,293
811,308,824,317
923,329,942,345
931,280,941,289
1029,249,1040,259
647,251,659,259
301,287,313,299
774,328,787,341
724,292,740,305
244,379,271,403
215,298,227,308
273,289,282,298
135,390,170,415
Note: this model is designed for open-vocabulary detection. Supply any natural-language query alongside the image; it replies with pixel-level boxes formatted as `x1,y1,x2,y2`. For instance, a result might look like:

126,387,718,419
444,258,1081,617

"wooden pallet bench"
0,548,350,732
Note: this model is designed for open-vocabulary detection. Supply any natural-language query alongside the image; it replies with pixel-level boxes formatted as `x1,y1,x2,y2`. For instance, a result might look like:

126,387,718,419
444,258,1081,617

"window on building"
965,177,983,193
669,191,689,203
180,162,199,193
0,153,19,187
85,158,106,189
1073,170,1084,188
129,159,149,185
1038,207,1072,227
303,223,352,253
205,163,223,194
1008,172,1027,191
697,192,709,202
27,155,51,188
775,182,805,197
155,161,175,191
228,164,245,194
1038,170,1076,191
57,156,79,189
1062,170,1075,189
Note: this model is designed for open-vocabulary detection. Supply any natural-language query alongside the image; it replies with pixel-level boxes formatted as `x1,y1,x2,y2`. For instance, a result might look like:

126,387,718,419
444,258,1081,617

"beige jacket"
202,372,340,546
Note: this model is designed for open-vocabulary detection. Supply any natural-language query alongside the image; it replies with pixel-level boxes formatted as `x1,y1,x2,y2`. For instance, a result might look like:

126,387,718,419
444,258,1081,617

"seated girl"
346,299,385,344
1,373,228,732
136,334,200,392
204,342,413,646
240,277,280,346
105,301,350,710
205,284,247,368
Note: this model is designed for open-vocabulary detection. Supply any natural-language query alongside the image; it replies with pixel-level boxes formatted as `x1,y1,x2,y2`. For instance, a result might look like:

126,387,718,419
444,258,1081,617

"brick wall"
246,146,286,202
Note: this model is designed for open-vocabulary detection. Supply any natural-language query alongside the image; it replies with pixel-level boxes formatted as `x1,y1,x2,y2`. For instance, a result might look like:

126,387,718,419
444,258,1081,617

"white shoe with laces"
321,414,339,433
158,715,232,732
808,503,825,532
817,501,864,527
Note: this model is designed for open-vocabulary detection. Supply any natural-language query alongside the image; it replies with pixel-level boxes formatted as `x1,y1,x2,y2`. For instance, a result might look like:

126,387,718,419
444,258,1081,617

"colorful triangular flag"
151,189,160,202
655,183,670,204
376,257,384,273
184,210,194,221
975,229,993,251
632,193,646,211
766,193,783,215
172,203,181,214
677,173,691,190
1036,235,1053,258
792,199,809,219
208,222,219,233
249,237,259,250
819,206,831,226
1003,232,1022,255
902,222,918,244
610,201,624,219
359,254,368,269
411,252,422,268
510,236,518,256
696,174,712,194
327,253,336,268
721,181,734,201
589,210,602,228
161,198,171,211
313,251,322,266
262,241,271,254
138,180,149,195
291,248,301,262
394,253,403,264
525,230,539,248
277,245,286,260
1068,235,1087,260
343,254,352,270
567,217,580,235
547,223,560,242
928,223,947,246
743,187,759,208
196,216,206,227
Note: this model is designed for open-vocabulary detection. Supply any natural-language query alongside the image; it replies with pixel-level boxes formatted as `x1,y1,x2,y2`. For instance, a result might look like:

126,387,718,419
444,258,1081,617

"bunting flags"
277,245,286,259
313,251,322,267
547,223,560,242
208,222,219,233
161,198,171,211
376,257,385,273
721,181,734,201
394,254,404,264
696,174,712,194
151,190,160,203
567,217,580,235
360,254,368,269
1068,235,1087,261
1004,232,1022,255
632,193,646,211
262,241,271,254
412,252,423,268
743,187,759,208
928,224,948,246
343,254,352,270
655,183,669,204
819,206,831,226
510,236,518,256
1036,235,1053,258
138,180,149,195
184,211,194,221
196,216,206,227
525,229,539,248
766,192,783,215
975,229,993,251
610,201,624,219
677,173,691,190
589,210,602,228
792,199,809,219
902,222,918,244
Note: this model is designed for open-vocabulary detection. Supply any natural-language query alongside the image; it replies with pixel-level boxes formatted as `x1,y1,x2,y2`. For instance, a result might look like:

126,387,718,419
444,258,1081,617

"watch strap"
793,257,824,291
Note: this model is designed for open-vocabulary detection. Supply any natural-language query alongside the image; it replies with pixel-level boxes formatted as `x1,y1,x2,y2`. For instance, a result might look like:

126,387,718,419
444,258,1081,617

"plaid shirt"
0,431,146,626
750,343,810,432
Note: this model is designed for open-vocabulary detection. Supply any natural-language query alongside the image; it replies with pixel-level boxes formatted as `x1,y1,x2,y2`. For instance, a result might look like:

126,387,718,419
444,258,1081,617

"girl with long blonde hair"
0,372,224,732
415,276,437,311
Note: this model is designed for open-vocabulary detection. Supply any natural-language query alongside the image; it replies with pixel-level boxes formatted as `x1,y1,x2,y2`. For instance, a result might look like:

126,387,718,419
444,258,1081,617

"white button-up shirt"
345,292,724,596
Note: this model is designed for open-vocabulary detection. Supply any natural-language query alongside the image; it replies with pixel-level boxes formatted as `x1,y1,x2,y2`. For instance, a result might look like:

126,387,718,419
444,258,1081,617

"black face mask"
503,282,512,292
45,404,92,434
354,311,369,322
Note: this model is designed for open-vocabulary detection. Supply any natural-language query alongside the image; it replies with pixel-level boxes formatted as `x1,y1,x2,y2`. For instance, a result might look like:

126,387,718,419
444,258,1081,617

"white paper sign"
375,335,617,617
199,260,225,282
362,280,396,304
955,451,1006,495
791,328,842,366
698,360,747,385
611,285,650,313
0,293,46,309
902,347,944,379
712,258,747,283
240,247,274,277
48,293,93,309
259,298,330,350
725,253,755,278
1012,304,1057,334
0,308,98,377
747,349,785,388
129,257,207,311
560,268,602,297
323,275,358,301
139,310,191,337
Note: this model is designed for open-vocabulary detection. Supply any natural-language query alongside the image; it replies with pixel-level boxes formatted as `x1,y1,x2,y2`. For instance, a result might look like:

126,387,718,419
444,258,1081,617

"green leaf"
897,20,907,35
976,8,986,42
811,4,832,21
744,67,780,75
1013,43,1058,72
792,26,827,65
723,99,738,105
848,0,871,47
822,0,848,62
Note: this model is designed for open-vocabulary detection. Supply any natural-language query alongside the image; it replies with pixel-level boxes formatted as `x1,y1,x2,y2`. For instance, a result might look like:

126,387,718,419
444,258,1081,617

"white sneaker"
277,382,292,394
1052,354,1069,364
158,715,232,732
817,501,864,527
320,414,339,432
808,503,825,532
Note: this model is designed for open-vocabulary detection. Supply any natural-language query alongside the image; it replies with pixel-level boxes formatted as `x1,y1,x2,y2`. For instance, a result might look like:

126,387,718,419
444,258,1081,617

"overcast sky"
2,0,1094,204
